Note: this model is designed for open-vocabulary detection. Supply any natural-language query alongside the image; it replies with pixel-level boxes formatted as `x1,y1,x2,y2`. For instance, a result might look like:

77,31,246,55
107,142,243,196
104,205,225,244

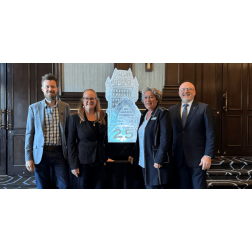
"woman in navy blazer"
68,89,108,189
129,87,174,189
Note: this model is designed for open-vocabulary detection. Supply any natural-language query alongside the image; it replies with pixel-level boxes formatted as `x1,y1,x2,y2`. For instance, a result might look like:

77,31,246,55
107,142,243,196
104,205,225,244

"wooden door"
6,63,54,175
196,63,223,156
222,63,252,156
0,64,7,175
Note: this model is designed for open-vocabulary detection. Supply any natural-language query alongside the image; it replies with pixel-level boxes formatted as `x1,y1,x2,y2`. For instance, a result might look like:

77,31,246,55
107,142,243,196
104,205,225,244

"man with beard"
25,73,71,189
169,82,215,189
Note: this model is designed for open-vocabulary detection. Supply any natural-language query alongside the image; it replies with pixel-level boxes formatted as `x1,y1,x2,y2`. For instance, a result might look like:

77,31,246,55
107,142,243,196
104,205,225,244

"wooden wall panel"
13,135,25,166
114,63,132,70
165,63,180,85
162,63,181,108
248,116,252,146
0,130,6,175
249,63,252,110
201,63,217,110
227,63,242,110
227,116,242,146
12,64,29,129
30,63,37,105
181,63,196,85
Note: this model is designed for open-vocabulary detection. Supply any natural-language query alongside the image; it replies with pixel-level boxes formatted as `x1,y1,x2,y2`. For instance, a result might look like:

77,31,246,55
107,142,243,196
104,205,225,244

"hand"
128,156,134,164
71,168,80,177
104,158,114,166
199,156,211,170
154,163,162,169
26,160,35,172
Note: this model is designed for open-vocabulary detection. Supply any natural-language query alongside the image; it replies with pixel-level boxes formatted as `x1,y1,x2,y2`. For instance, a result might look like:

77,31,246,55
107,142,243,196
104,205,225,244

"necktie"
182,104,189,127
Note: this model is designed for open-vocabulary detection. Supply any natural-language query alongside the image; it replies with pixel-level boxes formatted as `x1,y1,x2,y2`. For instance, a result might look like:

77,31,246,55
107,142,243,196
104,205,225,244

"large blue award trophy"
106,68,141,143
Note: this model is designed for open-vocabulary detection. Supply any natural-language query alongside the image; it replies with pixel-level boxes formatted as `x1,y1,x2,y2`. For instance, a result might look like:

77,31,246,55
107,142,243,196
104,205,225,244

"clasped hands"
128,156,162,169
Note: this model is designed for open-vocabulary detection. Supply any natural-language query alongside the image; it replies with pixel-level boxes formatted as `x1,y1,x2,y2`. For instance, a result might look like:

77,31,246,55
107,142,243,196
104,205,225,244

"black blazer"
132,106,173,186
169,101,216,168
67,113,107,170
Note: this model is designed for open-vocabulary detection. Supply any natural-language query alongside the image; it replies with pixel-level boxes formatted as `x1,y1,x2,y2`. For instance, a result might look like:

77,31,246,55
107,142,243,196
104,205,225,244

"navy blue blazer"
67,113,108,170
132,106,173,186
169,101,216,168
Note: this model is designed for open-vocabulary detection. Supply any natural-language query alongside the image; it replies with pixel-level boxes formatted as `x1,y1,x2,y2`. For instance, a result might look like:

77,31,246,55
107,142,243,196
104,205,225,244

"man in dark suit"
25,73,71,189
169,82,215,189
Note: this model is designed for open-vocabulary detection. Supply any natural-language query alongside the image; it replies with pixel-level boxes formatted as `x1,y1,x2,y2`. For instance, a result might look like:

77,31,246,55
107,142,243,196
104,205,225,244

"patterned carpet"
207,156,252,189
0,175,36,189
1,156,252,189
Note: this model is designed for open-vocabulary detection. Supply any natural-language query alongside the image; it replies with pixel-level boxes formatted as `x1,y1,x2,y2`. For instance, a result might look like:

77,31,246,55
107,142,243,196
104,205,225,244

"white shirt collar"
181,100,194,107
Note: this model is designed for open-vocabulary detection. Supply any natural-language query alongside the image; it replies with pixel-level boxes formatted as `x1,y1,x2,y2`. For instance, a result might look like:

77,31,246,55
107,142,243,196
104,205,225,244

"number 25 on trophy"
111,127,136,142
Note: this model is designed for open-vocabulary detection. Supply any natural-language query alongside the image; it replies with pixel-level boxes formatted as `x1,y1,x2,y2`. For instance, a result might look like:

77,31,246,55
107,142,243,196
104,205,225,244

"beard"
181,94,193,103
45,92,56,102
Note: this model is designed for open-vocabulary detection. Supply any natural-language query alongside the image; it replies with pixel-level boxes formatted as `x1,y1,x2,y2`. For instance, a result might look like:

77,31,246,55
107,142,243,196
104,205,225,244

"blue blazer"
169,101,216,168
132,106,173,186
25,99,71,164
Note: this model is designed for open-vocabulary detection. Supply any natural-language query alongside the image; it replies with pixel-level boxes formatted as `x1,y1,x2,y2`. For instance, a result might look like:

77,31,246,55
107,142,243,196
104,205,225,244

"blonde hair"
78,89,106,125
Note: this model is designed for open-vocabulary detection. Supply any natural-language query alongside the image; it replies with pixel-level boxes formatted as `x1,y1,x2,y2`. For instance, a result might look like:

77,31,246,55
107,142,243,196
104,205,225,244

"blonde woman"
68,89,107,189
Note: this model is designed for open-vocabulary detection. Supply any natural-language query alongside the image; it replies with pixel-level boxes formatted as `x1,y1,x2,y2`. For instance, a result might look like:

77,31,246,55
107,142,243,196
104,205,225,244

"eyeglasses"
83,97,96,101
179,88,194,92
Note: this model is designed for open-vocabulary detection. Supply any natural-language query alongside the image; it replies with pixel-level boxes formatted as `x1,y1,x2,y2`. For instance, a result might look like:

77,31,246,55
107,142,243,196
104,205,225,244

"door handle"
6,110,12,130
223,91,227,112
1,110,5,129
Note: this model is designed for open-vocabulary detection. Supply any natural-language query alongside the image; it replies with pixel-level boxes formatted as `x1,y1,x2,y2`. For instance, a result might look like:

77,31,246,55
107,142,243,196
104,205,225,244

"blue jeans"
34,149,69,189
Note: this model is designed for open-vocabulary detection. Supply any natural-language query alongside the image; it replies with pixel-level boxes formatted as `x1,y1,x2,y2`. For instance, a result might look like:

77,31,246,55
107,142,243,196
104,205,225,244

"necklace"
92,119,98,126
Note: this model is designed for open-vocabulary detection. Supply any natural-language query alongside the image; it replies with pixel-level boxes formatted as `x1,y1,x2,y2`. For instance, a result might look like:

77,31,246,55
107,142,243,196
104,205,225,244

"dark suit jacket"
67,113,107,170
169,101,215,168
132,106,174,186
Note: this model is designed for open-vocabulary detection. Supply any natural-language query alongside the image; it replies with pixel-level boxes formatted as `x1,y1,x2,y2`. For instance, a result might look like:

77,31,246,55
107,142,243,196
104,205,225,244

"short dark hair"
41,73,57,87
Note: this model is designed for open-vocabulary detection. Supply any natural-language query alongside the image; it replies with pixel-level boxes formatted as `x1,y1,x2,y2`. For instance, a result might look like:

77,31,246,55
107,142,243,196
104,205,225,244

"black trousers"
178,156,207,189
77,163,106,189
